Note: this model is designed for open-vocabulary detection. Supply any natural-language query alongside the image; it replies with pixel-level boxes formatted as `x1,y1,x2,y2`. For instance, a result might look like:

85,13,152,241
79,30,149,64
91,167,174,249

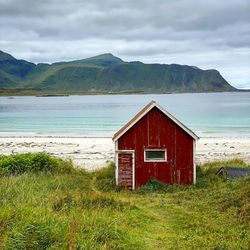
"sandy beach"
0,136,250,170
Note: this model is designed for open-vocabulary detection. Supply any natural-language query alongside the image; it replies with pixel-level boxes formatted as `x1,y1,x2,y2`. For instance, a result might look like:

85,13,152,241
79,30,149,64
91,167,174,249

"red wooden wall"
117,107,194,188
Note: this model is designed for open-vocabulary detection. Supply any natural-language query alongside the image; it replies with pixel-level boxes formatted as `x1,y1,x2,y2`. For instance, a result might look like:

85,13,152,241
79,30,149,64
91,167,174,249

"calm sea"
0,92,249,137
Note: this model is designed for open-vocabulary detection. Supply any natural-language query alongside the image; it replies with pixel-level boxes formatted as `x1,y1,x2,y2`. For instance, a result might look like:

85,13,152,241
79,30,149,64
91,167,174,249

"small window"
144,149,167,162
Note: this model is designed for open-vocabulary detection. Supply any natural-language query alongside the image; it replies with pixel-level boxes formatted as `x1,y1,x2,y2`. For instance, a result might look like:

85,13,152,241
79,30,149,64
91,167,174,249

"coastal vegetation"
0,87,145,96
0,50,235,94
0,153,249,249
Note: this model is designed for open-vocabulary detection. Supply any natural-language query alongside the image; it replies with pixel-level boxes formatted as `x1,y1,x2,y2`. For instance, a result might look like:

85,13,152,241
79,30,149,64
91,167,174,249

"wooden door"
118,153,133,190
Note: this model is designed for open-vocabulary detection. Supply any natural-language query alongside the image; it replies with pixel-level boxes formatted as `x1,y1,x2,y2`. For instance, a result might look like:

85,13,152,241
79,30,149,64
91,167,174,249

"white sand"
0,136,250,170
196,137,250,165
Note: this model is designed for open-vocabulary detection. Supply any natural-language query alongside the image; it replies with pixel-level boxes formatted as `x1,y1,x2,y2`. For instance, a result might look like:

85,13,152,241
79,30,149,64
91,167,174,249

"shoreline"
1,90,248,97
0,136,250,170
1,136,250,139
1,133,250,139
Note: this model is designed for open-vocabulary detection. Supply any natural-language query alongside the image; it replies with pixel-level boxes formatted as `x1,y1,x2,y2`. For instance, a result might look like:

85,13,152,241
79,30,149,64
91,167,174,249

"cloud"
0,0,249,87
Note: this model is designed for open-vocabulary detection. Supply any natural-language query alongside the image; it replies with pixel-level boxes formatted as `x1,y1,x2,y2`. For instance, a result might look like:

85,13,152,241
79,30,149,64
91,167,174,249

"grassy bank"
0,88,147,96
0,154,249,249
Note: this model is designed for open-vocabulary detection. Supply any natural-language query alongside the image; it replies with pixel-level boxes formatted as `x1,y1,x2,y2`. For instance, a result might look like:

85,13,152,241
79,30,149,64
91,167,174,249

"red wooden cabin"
112,101,199,190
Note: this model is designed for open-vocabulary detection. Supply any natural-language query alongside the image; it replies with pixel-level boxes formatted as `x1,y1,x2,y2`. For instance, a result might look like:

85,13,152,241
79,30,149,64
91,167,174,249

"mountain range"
0,50,236,93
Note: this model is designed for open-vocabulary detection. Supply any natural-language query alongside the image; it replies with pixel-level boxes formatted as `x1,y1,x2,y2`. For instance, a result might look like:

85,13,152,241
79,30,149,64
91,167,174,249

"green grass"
0,154,249,249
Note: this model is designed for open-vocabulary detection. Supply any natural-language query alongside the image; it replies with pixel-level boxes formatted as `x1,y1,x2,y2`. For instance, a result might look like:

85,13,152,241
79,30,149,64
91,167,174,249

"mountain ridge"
0,50,236,93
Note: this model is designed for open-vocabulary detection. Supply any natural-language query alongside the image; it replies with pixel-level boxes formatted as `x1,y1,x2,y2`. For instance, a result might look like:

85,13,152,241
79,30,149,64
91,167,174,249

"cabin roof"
112,100,199,142
216,167,250,179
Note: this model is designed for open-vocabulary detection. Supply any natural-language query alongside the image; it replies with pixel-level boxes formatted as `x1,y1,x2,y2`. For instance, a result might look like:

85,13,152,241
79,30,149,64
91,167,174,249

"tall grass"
0,154,249,249
95,162,125,192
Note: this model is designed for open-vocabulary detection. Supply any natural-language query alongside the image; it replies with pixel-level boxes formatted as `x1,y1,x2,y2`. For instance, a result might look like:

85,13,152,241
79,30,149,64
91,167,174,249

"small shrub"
138,179,169,193
0,153,73,176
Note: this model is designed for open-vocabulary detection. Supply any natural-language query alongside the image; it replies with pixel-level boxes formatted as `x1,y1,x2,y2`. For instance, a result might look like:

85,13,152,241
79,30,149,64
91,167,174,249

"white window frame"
144,149,167,162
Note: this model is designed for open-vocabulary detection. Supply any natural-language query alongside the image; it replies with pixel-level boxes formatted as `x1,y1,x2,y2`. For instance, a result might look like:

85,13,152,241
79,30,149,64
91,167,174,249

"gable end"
112,101,199,142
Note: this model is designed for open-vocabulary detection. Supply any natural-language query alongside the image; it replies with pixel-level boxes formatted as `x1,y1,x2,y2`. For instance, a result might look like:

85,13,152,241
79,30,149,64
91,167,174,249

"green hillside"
0,50,236,93
52,53,125,67
30,64,103,91
0,69,21,87
0,50,35,82
95,63,234,92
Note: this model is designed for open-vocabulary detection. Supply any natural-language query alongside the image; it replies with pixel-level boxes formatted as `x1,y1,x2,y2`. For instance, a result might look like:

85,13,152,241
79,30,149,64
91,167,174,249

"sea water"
0,92,249,137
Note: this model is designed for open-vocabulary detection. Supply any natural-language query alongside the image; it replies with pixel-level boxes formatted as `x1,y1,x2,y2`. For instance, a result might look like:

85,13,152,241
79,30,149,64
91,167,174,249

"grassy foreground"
0,154,249,249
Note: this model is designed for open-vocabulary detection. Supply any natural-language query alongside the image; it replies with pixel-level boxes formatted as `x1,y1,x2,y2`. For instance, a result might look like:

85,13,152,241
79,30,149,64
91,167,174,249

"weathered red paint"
113,102,198,189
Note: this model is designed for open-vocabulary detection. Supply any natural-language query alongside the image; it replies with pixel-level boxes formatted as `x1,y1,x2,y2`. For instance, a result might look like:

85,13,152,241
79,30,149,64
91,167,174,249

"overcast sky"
0,0,249,88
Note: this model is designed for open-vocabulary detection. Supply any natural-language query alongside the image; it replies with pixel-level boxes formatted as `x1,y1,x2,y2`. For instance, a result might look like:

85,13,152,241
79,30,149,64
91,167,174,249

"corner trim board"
115,140,118,185
193,139,196,184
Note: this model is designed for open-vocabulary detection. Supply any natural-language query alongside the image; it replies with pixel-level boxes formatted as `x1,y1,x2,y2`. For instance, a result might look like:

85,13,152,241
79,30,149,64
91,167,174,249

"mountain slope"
0,69,21,87
94,63,234,92
26,64,103,91
0,50,236,92
52,53,125,67
0,50,35,83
